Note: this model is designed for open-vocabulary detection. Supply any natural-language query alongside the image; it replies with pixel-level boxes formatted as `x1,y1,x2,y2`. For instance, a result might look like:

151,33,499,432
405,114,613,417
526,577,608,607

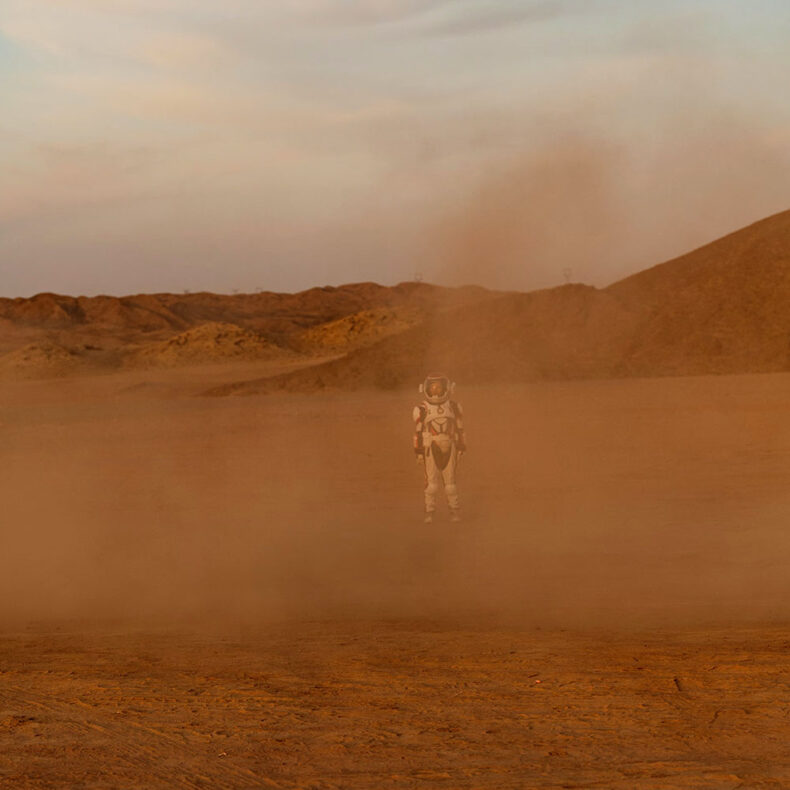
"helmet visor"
425,377,448,399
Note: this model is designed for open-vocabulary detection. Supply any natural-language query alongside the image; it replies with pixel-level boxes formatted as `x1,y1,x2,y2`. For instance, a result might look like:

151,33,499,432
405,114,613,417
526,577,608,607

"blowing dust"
423,107,790,293
429,135,622,292
2,370,790,629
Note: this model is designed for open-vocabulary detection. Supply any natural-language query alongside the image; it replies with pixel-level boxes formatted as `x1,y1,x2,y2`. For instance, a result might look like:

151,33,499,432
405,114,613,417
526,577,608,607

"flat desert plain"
3,362,790,789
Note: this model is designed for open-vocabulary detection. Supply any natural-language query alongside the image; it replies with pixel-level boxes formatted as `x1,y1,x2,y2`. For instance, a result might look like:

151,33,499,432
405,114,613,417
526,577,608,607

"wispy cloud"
420,0,579,37
139,31,230,69
287,0,449,26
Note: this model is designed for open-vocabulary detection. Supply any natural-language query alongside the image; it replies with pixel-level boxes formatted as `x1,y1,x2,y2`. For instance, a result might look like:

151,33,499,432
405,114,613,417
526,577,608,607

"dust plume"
429,134,623,290
421,104,790,292
3,370,790,629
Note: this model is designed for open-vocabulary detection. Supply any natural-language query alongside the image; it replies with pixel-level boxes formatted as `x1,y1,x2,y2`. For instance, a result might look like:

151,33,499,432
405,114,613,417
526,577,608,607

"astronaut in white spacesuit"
413,373,466,523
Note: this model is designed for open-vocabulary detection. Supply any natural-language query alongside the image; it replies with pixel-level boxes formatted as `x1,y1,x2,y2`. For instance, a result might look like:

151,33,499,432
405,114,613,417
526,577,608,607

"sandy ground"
3,364,790,788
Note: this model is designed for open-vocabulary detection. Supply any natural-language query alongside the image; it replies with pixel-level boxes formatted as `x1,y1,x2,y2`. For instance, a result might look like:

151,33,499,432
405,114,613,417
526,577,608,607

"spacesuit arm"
453,401,467,452
412,405,425,456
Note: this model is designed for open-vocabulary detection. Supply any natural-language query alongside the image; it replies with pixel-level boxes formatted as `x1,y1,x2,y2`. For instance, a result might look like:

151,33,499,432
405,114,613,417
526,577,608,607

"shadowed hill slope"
211,209,790,395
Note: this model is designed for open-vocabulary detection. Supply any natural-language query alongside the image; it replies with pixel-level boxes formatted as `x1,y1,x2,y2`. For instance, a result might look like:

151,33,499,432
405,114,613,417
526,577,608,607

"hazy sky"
2,0,790,296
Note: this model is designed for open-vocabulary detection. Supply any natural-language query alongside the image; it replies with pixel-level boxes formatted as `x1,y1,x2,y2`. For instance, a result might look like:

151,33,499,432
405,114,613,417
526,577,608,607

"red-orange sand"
3,622,790,789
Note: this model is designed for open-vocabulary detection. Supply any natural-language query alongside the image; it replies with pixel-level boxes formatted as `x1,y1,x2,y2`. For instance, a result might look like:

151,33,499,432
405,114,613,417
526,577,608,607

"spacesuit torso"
414,400,462,456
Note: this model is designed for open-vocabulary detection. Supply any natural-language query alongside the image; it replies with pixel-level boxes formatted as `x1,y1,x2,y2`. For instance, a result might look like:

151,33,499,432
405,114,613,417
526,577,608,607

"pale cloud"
0,141,171,223
0,0,228,69
282,0,584,31
139,31,230,69
44,68,394,148
0,10,67,55
54,72,242,127
421,0,579,37
286,0,449,25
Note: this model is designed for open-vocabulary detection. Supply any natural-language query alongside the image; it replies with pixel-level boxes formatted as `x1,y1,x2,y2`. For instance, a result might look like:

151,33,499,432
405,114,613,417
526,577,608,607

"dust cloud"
422,107,790,293
3,367,790,630
429,135,623,291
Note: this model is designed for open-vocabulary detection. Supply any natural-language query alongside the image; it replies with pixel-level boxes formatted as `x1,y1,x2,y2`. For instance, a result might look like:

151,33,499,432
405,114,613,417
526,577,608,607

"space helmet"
419,373,454,405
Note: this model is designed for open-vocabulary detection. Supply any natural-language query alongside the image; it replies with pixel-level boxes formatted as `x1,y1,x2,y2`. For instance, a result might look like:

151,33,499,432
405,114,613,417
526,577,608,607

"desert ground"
3,358,790,788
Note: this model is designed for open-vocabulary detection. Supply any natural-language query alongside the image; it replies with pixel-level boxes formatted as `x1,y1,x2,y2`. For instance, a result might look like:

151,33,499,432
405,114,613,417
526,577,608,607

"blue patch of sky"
0,29,26,74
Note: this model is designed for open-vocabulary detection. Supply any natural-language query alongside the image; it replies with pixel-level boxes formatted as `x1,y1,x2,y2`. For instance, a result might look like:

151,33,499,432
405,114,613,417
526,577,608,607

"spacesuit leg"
441,446,460,512
423,449,442,514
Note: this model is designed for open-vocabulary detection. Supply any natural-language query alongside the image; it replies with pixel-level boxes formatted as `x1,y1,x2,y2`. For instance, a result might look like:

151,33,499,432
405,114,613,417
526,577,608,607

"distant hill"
207,284,639,394
0,282,496,378
5,210,790,387
210,209,790,395
0,282,492,341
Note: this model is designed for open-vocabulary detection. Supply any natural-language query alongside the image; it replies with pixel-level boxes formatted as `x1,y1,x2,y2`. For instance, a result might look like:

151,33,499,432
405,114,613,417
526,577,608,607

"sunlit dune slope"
0,341,83,379
293,306,428,354
123,322,292,368
608,209,790,375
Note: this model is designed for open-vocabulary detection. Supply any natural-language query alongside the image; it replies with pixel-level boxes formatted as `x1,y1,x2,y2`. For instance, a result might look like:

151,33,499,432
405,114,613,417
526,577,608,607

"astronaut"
413,373,466,523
